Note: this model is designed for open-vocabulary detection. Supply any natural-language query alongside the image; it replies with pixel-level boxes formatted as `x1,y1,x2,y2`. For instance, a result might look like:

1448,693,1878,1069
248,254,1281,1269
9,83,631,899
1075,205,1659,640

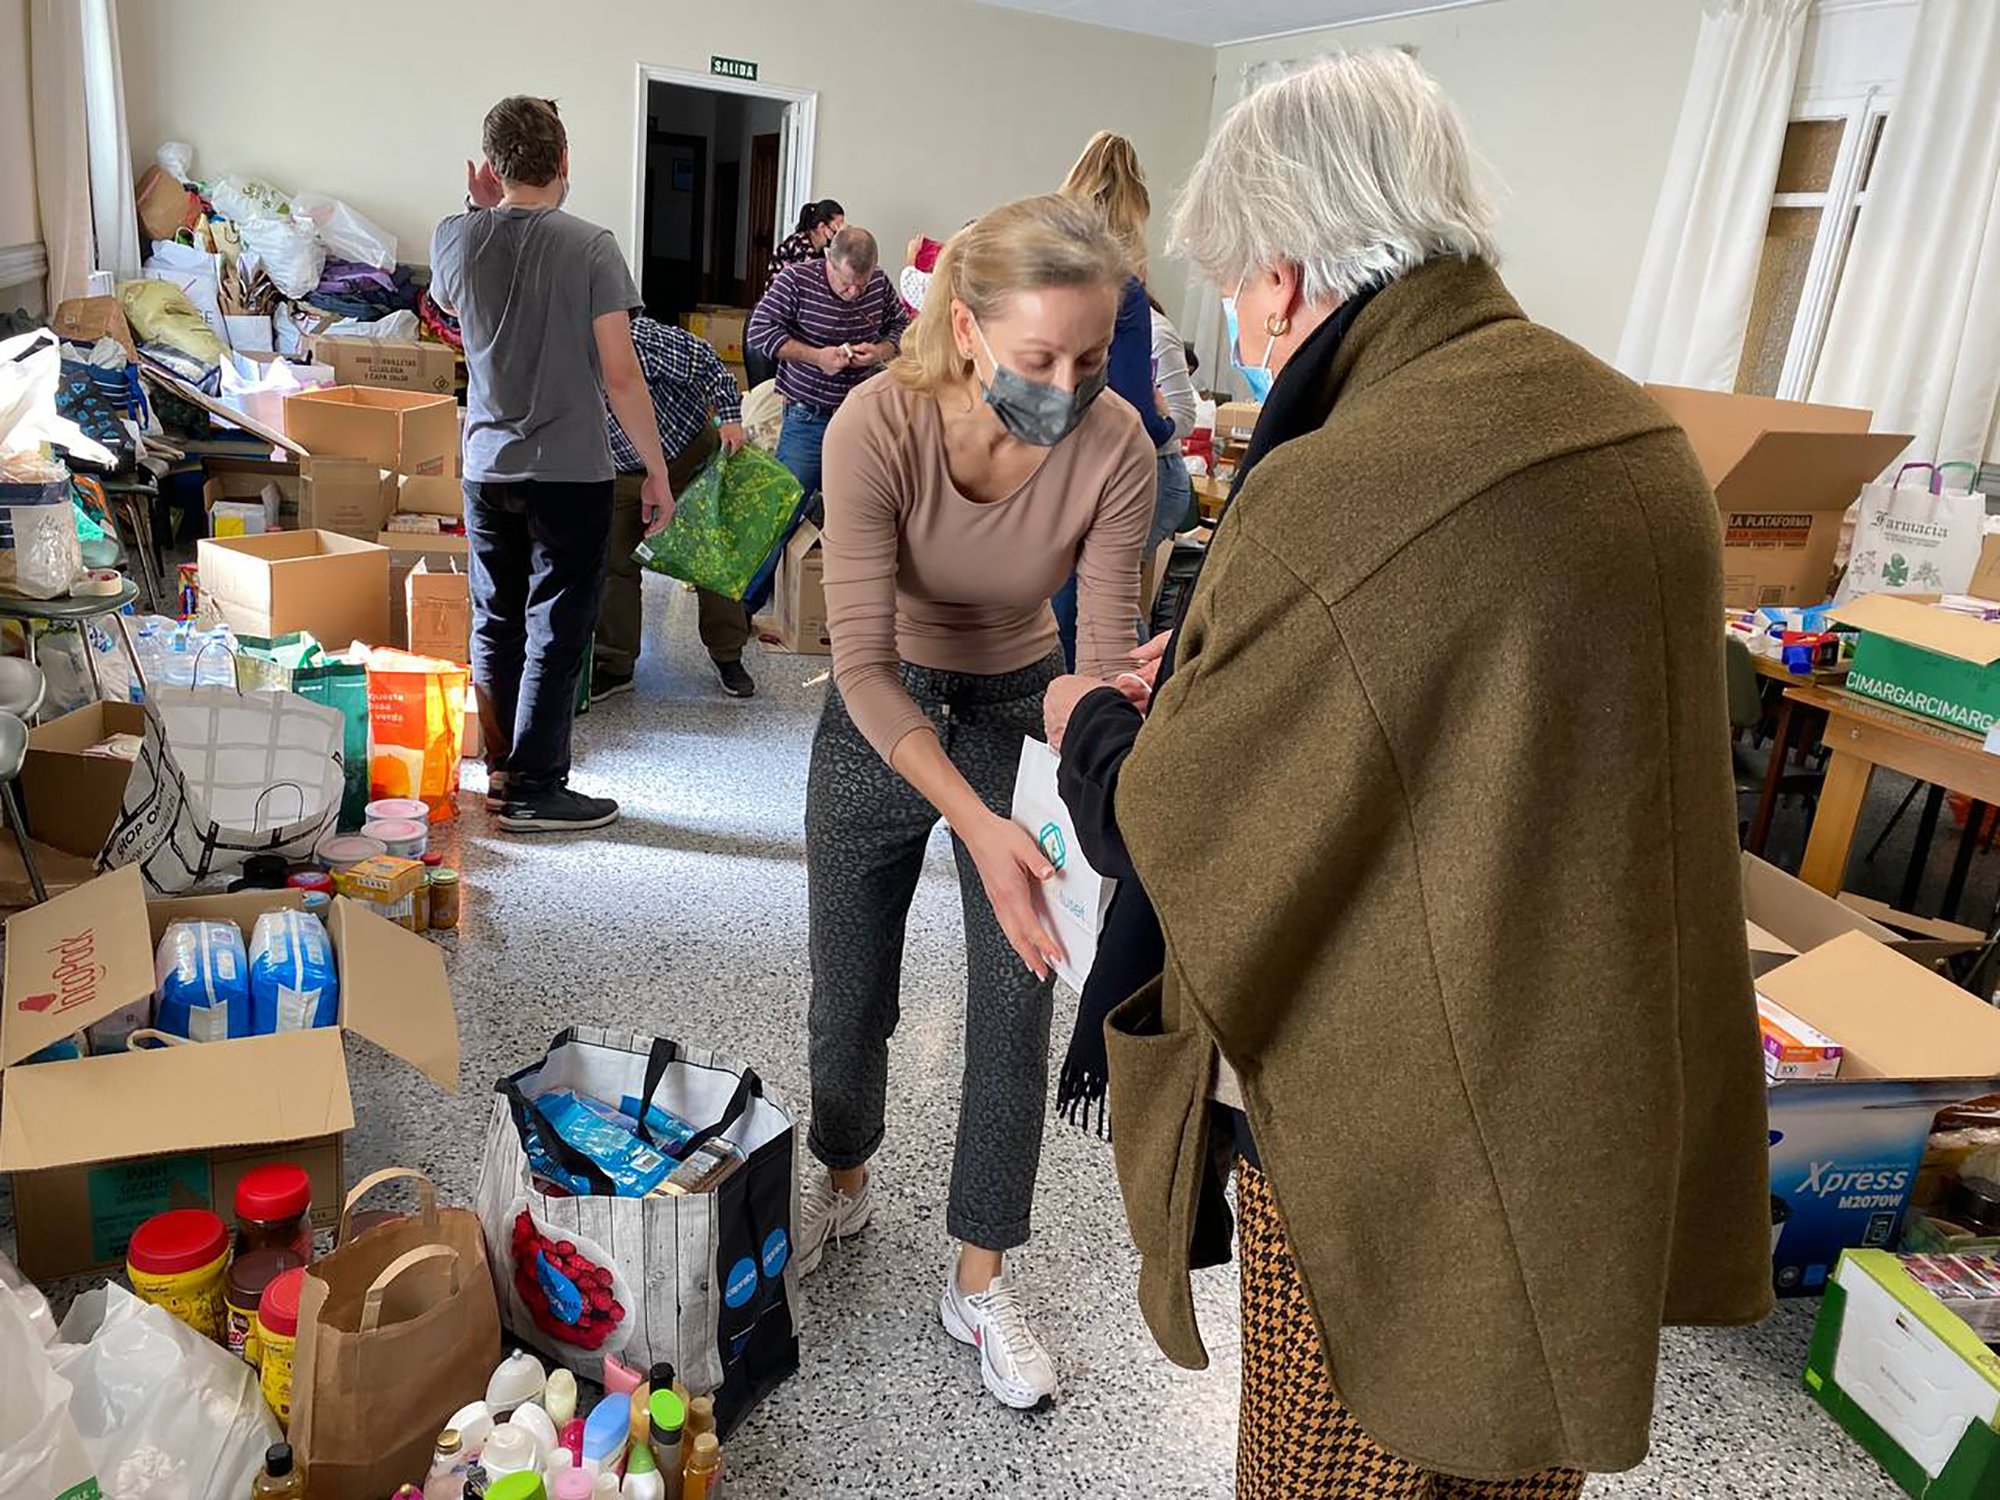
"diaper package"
248,909,340,1033
153,920,251,1042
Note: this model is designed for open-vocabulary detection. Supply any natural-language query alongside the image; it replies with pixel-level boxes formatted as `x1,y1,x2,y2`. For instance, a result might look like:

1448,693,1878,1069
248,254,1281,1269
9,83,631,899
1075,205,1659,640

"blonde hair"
1171,50,1497,304
1060,131,1151,274
890,195,1127,397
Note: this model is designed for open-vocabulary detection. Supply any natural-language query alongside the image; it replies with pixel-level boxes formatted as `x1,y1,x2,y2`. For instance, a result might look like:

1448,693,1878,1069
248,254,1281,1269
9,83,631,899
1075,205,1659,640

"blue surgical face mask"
973,321,1107,447
1223,279,1275,402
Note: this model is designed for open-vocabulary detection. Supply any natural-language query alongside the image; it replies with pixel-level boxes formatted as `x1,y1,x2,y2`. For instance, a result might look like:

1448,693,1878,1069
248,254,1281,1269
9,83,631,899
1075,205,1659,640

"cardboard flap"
1837,893,1986,945
0,1028,355,1171
1759,931,2000,1080
330,898,459,1092
1713,431,1915,515
1834,593,2000,667
1740,852,1899,952
1644,384,1873,479
1,865,154,1067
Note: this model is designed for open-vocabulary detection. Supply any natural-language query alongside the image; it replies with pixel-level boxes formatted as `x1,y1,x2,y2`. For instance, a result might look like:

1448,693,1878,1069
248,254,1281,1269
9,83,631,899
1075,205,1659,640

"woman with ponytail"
794,195,1155,1412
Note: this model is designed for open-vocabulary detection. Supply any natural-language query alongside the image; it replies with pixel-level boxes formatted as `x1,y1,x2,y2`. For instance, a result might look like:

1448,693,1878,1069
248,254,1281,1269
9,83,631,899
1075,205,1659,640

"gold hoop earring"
1265,313,1291,338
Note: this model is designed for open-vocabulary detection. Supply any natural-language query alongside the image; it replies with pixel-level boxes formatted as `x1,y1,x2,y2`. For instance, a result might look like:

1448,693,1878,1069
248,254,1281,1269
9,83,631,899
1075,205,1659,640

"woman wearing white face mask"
795,194,1155,1411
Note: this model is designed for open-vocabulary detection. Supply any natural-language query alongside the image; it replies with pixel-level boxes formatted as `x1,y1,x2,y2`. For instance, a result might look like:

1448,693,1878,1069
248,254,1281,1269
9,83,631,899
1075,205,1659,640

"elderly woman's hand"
1045,673,1149,753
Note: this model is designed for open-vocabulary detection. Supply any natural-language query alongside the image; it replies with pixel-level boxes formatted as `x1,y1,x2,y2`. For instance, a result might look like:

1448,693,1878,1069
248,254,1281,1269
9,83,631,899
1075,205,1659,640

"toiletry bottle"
601,1353,645,1398
647,1362,690,1411
680,1433,721,1500
581,1393,631,1477
629,1377,652,1455
680,1394,714,1479
426,1426,470,1500
251,1443,307,1499
559,1418,586,1469
621,1441,665,1500
552,1472,595,1500
545,1368,580,1429
647,1390,685,1476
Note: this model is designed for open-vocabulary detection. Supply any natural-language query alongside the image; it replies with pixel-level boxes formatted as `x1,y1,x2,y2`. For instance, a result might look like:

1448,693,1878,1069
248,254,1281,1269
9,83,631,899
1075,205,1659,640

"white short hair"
1171,49,1497,304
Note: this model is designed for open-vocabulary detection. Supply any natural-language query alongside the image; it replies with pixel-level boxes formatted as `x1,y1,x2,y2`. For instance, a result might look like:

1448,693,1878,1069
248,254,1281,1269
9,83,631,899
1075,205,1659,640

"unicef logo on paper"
724,1256,758,1308
1038,822,1068,871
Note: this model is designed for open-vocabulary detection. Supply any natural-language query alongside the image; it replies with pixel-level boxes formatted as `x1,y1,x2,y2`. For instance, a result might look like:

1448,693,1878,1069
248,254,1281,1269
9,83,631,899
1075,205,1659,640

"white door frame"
630,63,819,282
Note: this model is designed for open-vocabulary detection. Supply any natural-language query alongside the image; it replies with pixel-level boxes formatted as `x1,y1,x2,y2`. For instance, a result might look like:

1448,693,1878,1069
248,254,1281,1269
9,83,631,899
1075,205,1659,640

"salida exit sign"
710,55,758,82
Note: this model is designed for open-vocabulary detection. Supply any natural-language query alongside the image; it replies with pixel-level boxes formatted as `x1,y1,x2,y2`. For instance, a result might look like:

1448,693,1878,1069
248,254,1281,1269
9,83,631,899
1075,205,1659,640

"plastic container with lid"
235,1162,314,1259
429,867,461,930
484,1473,548,1500
479,1422,539,1479
127,1208,229,1342
366,796,432,826
287,870,335,894
362,818,429,858
301,889,332,916
316,832,388,872
225,1247,305,1364
257,1267,306,1422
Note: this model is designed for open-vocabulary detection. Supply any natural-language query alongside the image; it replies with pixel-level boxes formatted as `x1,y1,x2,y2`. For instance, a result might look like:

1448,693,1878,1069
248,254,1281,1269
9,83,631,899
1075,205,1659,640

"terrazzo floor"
3,576,1910,1497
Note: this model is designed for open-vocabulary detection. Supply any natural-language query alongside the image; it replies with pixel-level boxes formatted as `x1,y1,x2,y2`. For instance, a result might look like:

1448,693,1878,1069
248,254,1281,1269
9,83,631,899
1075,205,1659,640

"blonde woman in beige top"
794,195,1155,1411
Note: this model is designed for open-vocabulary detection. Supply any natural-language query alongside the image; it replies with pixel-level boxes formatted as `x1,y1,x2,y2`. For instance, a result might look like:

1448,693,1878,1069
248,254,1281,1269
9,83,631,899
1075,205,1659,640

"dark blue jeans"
1051,451,1178,667
464,478,612,793
776,402,834,499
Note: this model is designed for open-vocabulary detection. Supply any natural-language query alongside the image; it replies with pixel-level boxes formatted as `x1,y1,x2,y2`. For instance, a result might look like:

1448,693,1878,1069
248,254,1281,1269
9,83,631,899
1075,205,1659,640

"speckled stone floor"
2,577,1902,1497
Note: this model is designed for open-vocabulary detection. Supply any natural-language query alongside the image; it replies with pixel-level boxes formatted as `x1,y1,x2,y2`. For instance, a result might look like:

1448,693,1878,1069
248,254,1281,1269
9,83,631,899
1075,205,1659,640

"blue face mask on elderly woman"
972,321,1108,447
1224,279,1276,402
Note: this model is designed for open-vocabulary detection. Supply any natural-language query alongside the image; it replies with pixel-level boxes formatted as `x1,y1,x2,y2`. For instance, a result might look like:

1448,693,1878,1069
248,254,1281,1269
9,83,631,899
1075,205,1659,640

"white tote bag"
1009,736,1116,992
1836,462,1987,603
100,685,346,893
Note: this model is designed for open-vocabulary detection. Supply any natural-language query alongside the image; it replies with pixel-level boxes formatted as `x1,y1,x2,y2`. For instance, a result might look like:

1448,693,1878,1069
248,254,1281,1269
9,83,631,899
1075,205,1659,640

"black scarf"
1055,278,1387,1133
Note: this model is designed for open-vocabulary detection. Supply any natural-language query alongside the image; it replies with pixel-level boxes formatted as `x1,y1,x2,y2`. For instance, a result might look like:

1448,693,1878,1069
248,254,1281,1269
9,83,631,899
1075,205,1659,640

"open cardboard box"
0,865,457,1279
20,701,146,859
1646,385,1911,609
199,528,391,651
1833,593,2000,735
383,475,469,648
772,521,829,655
284,385,458,478
1745,853,2000,1295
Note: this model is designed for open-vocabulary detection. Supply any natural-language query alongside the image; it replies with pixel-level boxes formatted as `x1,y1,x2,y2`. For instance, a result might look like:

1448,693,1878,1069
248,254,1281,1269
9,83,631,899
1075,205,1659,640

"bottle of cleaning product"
621,1442,665,1500
251,1443,306,1499
647,1390,685,1476
680,1433,721,1500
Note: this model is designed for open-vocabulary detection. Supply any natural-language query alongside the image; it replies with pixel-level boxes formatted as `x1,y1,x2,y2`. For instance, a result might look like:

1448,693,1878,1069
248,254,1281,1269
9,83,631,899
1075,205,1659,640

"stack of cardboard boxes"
683,306,751,395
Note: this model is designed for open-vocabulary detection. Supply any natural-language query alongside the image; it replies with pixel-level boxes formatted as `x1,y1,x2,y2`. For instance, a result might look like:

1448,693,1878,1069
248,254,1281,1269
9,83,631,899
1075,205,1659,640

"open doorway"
633,67,816,326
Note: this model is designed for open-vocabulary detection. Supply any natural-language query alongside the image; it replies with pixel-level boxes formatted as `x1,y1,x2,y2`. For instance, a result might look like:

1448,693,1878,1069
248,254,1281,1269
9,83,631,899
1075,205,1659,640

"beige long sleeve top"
819,373,1157,760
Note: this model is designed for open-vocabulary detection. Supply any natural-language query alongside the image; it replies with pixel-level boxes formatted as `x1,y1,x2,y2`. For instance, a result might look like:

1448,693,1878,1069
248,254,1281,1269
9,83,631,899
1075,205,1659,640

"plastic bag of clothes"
207,174,291,224
238,216,324,301
633,442,805,601
292,191,397,271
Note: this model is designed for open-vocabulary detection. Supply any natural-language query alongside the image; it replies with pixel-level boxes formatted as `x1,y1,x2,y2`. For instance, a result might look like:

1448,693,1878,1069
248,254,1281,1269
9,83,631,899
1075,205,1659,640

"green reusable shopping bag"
236,633,372,831
633,442,805,602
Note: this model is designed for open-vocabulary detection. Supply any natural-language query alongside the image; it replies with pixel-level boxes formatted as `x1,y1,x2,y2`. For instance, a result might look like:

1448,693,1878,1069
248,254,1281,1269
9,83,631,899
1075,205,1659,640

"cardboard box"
1646,385,1912,609
1834,593,2000,735
1804,1250,2000,1498
382,475,469,647
198,529,391,650
0,865,457,1280
1747,853,2000,1295
310,336,458,396
202,455,302,530
20,702,146,859
684,306,749,362
1214,401,1261,444
299,456,393,541
772,521,829,655
284,386,458,477
1759,996,1843,1081
406,556,471,663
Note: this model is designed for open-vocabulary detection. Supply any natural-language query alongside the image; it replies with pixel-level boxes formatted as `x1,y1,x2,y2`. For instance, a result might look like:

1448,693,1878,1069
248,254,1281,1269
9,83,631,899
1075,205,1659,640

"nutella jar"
224,1247,305,1364
234,1163,313,1261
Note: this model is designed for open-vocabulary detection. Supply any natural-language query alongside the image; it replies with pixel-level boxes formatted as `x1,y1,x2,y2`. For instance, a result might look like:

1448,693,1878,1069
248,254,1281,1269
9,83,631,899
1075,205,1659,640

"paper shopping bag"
365,648,467,820
1835,461,1985,603
1009,736,1116,991
289,1169,500,1500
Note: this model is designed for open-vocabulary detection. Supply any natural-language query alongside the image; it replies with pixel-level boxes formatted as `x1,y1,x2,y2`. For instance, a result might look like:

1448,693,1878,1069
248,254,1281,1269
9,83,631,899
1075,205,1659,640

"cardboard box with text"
406,557,471,663
310,336,458,396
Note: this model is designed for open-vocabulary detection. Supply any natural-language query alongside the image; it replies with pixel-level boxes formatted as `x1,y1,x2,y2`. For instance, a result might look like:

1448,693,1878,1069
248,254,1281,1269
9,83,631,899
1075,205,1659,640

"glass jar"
429,868,461,930
234,1162,313,1260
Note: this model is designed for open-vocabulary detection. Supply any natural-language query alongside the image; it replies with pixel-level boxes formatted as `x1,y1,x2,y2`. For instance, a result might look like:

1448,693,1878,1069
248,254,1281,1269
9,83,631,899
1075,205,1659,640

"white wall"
0,0,39,250
1210,0,1705,361
116,0,1216,310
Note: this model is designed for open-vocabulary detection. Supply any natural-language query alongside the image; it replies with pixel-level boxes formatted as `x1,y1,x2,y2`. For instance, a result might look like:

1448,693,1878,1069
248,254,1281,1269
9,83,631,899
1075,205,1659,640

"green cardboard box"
1804,1250,2000,1498
1834,595,2000,735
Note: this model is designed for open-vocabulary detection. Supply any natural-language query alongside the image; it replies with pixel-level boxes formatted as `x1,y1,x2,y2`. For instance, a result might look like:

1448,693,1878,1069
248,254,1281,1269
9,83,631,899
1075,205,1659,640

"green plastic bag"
633,442,804,601
236,633,372,831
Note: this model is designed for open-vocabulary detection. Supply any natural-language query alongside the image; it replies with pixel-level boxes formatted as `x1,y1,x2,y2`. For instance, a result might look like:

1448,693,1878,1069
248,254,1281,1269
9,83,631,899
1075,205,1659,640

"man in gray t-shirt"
430,95,670,834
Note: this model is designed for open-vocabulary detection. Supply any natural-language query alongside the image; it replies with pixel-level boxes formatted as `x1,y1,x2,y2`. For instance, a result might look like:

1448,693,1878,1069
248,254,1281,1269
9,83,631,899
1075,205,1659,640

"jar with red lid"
257,1266,306,1423
127,1208,229,1342
235,1163,314,1260
287,870,335,895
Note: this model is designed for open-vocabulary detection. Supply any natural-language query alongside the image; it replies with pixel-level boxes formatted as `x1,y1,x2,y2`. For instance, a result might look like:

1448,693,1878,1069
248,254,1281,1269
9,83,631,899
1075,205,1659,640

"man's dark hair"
827,226,879,275
483,96,567,186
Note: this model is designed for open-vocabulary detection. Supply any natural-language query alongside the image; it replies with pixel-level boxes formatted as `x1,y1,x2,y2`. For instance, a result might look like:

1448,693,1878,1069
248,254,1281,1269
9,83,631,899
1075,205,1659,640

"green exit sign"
710,55,758,82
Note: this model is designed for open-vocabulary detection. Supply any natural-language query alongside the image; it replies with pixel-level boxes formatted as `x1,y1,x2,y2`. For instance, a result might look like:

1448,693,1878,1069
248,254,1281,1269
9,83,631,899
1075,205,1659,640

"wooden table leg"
1748,694,1796,856
1800,749,1876,895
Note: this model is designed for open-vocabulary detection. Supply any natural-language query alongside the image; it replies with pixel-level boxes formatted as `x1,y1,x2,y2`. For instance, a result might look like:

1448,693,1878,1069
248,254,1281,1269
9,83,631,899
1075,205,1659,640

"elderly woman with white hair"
1041,49,1772,1499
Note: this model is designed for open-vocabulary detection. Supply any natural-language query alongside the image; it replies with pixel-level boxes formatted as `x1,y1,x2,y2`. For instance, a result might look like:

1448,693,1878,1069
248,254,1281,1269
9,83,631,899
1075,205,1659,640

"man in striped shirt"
596,313,754,700
746,227,908,499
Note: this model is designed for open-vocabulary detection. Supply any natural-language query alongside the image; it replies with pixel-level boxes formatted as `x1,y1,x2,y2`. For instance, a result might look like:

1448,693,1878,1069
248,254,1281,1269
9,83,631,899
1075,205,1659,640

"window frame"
1763,88,1890,400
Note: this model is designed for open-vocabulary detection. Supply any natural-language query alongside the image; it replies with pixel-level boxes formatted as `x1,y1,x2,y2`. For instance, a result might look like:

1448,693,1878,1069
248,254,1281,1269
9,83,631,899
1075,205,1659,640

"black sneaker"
713,659,756,698
483,772,510,812
590,669,635,704
497,786,620,833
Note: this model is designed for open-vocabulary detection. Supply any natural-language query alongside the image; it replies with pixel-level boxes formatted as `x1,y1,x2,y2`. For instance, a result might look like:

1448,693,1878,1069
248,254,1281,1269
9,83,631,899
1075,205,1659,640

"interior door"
644,130,708,320
746,132,781,304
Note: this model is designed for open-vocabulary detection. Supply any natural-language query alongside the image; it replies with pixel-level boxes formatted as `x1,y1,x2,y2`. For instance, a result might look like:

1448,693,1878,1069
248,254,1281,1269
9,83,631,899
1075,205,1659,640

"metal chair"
0,656,47,722
0,707,46,903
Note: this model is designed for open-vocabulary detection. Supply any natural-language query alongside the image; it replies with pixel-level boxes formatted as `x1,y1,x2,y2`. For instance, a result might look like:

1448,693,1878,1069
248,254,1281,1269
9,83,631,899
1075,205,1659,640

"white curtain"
1811,0,2000,467
1615,0,1811,387
26,0,138,307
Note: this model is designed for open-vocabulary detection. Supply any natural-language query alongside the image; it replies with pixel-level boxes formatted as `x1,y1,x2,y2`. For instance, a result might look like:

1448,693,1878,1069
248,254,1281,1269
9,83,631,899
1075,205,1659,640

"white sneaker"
940,1268,1061,1410
795,1169,873,1276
